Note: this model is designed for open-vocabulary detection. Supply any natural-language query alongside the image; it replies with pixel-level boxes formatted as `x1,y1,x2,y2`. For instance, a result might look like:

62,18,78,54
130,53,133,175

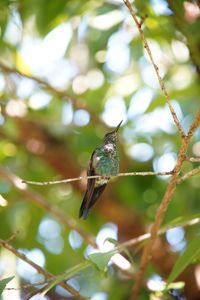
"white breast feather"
104,143,114,152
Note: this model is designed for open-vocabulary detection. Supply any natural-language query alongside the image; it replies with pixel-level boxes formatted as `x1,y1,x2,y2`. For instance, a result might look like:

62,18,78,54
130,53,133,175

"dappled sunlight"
171,40,189,62
128,87,153,117
135,103,182,134
28,92,51,110
147,274,165,291
74,109,90,127
4,11,22,45
192,141,200,157
113,74,139,97
68,230,83,250
153,152,177,179
29,295,50,300
70,43,89,72
96,223,118,252
127,143,154,162
171,66,194,90
0,74,5,91
91,292,108,300
102,96,127,127
166,227,186,252
45,59,78,89
6,99,27,117
89,10,123,31
150,0,172,15
16,78,36,98
38,218,62,239
86,69,104,90
17,248,45,280
20,23,72,74
38,218,64,254
0,0,199,298
106,44,130,74
62,102,73,125
0,194,8,207
111,253,132,271
72,75,88,94
140,59,159,88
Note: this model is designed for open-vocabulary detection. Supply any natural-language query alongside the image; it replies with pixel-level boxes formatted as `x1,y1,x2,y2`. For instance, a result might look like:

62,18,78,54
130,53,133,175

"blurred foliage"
0,0,200,299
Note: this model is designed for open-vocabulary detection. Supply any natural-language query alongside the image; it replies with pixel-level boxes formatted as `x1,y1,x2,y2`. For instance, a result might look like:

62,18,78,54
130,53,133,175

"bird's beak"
114,120,123,132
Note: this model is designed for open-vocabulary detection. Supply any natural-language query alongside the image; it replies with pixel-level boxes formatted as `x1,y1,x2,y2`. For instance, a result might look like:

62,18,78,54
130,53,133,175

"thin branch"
185,156,200,162
122,216,200,248
123,0,185,138
3,212,200,294
5,279,58,290
0,168,97,248
177,165,200,185
0,239,85,300
22,171,173,186
130,106,200,299
0,168,134,277
4,214,200,296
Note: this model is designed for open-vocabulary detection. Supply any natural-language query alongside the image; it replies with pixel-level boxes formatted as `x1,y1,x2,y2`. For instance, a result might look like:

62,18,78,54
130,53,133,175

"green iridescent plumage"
94,144,119,176
79,120,122,219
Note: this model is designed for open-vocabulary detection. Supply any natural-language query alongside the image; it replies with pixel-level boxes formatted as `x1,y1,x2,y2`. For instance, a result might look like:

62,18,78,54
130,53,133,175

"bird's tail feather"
79,184,107,219
79,193,89,219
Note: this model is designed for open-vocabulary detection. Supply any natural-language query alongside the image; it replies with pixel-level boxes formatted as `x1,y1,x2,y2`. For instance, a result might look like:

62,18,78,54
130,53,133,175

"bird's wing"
79,151,96,219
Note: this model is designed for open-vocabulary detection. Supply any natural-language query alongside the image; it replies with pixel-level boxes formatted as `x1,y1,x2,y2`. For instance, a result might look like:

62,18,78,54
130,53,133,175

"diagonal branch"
0,168,135,278
0,62,77,104
130,109,200,299
0,168,97,247
123,0,185,138
0,239,85,299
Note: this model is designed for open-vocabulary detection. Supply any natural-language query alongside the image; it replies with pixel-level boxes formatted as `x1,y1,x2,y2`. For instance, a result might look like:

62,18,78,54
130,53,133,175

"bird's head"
103,120,122,144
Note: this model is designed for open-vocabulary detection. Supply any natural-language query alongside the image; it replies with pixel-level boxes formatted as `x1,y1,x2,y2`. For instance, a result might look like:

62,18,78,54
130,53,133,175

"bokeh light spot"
96,223,118,252
68,230,83,250
128,143,154,162
17,248,45,280
74,109,90,126
38,218,61,239
166,227,186,252
102,96,127,127
29,92,51,110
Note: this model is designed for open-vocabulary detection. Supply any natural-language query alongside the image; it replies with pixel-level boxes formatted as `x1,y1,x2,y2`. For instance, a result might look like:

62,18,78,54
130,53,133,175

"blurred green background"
0,0,200,299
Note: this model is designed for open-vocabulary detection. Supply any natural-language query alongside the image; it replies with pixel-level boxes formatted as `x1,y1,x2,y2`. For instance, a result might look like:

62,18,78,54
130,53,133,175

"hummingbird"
79,120,122,219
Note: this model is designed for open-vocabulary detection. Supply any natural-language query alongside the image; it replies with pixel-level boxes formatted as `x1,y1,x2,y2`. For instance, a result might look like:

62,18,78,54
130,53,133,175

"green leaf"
105,238,135,266
88,250,117,271
166,281,185,291
0,276,15,295
35,0,67,35
167,236,200,285
41,261,90,296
